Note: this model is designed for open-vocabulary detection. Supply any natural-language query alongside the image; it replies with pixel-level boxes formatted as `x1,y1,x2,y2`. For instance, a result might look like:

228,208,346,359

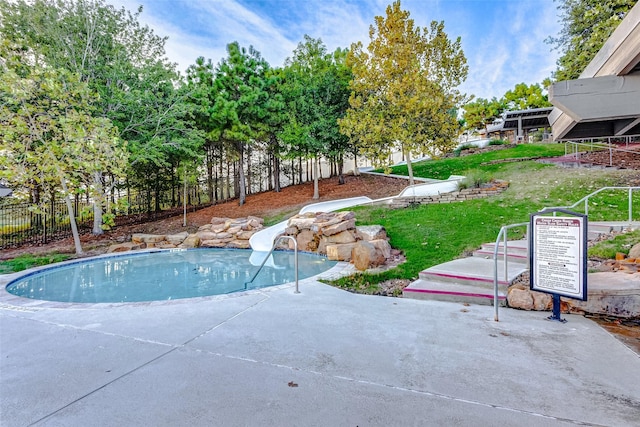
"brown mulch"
1,174,408,260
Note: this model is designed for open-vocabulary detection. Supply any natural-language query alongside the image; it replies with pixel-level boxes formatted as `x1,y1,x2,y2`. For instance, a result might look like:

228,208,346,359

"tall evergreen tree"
212,42,272,206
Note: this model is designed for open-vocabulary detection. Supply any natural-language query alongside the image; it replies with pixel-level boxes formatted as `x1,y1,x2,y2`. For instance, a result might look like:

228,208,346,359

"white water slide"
248,175,465,252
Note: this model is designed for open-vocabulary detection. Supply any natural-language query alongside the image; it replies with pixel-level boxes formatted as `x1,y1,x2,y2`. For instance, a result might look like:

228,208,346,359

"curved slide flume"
249,196,373,252
248,174,465,254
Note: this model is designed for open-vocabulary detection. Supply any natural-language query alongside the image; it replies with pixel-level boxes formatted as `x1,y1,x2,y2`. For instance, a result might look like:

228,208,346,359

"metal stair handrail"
493,186,640,321
493,222,529,322
542,186,640,222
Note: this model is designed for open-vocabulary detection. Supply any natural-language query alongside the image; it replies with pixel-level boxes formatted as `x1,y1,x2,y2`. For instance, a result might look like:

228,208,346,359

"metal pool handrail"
493,222,529,322
245,235,299,293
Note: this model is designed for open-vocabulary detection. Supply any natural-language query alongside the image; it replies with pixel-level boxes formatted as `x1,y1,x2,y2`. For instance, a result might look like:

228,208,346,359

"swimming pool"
5,249,336,303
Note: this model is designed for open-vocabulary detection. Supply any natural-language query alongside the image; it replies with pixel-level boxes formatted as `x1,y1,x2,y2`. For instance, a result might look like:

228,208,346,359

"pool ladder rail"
245,235,299,293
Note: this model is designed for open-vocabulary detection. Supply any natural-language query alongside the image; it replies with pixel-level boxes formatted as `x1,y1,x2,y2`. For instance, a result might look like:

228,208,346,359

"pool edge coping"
0,250,353,310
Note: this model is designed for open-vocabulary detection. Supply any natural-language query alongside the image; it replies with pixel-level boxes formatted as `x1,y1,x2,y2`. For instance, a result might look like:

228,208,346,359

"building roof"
549,3,640,140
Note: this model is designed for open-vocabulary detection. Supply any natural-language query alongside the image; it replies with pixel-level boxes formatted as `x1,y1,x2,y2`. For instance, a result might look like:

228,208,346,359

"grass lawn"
330,143,639,291
0,253,72,274
2,144,637,284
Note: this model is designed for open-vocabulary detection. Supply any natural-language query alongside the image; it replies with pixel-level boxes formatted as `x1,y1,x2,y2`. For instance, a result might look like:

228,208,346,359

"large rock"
288,214,317,231
235,230,255,240
196,231,218,241
628,242,640,259
564,272,640,318
180,234,200,248
296,229,318,252
532,291,552,311
166,231,189,245
324,230,356,244
107,242,146,253
357,225,387,241
352,241,385,271
227,240,251,249
369,239,392,259
132,233,166,244
326,243,358,261
507,286,534,310
321,219,356,236
211,217,230,225
201,239,228,248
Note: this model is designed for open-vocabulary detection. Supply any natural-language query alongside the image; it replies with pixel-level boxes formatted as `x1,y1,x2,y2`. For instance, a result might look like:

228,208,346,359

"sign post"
529,209,588,322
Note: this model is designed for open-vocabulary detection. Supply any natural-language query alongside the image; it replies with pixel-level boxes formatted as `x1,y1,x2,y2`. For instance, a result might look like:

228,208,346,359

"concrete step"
403,279,506,306
474,239,529,263
418,257,528,289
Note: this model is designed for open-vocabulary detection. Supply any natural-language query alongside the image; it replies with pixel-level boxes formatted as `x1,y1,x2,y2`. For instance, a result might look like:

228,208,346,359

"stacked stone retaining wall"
389,180,509,209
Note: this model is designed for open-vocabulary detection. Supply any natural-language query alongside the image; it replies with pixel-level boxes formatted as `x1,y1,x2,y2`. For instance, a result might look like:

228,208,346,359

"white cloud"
106,0,561,99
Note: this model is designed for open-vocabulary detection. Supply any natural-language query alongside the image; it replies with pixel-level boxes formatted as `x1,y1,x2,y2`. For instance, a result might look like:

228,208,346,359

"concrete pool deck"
1,263,639,426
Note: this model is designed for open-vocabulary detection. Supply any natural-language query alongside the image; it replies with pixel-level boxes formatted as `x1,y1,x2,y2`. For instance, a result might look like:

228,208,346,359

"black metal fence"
0,189,214,249
0,199,94,248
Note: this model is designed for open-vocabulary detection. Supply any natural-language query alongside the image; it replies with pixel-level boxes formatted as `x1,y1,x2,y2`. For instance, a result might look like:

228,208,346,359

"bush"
457,169,492,190
488,139,506,146
453,143,476,157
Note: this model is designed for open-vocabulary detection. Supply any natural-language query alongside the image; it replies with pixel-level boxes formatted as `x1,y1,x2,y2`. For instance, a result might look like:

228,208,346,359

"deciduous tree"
0,66,125,254
339,1,468,185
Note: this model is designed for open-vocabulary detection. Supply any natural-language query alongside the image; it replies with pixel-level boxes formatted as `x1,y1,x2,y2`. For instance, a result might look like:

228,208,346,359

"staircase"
403,240,528,306
403,221,638,306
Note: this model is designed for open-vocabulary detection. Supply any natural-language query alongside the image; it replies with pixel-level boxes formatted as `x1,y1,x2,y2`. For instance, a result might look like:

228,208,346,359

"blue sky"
109,0,562,100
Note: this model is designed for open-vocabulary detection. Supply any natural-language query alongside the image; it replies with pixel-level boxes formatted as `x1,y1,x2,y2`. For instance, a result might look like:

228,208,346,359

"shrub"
457,169,491,190
488,139,506,146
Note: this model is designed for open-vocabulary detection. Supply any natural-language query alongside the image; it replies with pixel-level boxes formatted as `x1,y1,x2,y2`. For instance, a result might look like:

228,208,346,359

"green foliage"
457,170,492,189
502,83,551,110
340,0,468,184
279,36,354,196
0,0,203,235
388,143,567,179
462,97,506,132
548,0,638,81
0,253,71,274
588,229,640,259
211,42,278,205
329,148,635,287
488,139,506,146
0,64,126,253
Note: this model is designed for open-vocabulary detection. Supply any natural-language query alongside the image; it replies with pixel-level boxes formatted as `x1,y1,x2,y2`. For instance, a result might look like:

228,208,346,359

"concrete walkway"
1,264,639,426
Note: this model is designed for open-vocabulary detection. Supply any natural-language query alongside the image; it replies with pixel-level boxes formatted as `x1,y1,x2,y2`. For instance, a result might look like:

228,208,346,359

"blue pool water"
6,249,336,303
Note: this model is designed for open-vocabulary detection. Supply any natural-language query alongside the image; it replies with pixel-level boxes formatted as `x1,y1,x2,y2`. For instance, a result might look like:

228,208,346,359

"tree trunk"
338,153,345,185
206,144,214,203
92,171,104,235
406,150,415,186
313,156,320,199
353,151,360,176
237,143,247,206
246,146,252,195
60,176,83,255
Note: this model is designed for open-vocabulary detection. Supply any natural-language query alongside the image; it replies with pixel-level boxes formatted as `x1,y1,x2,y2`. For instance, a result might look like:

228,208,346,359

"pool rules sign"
530,209,588,322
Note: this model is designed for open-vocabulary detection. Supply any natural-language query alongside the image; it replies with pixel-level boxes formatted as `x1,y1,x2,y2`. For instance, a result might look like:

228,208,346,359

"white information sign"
531,215,586,300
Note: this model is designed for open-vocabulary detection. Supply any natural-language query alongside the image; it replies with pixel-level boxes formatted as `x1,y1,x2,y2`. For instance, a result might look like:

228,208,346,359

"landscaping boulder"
352,241,386,271
166,231,189,245
107,241,146,253
507,286,534,310
356,225,387,241
628,242,640,259
132,233,166,244
327,243,358,262
180,234,200,248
